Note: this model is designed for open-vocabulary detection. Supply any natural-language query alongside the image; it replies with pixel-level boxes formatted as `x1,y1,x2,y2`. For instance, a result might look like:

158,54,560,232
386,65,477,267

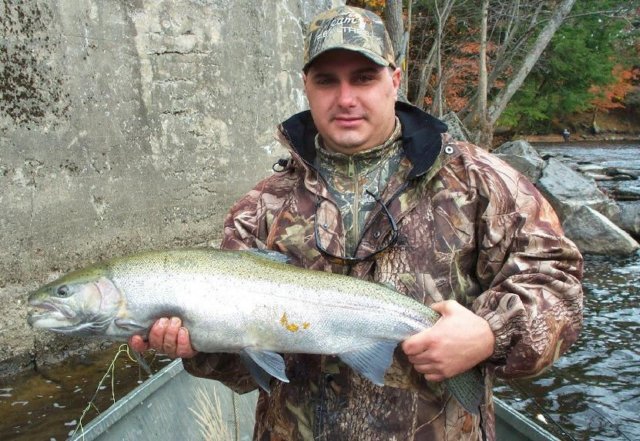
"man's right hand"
128,317,199,359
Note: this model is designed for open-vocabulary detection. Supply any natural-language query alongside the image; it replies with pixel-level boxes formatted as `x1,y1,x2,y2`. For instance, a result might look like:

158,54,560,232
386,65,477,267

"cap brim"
303,45,394,72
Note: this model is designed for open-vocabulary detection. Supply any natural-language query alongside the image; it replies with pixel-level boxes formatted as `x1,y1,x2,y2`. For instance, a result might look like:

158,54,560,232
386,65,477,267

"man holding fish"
130,6,584,440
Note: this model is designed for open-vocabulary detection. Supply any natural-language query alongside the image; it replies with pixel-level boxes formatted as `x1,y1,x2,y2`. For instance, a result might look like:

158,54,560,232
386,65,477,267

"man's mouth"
333,116,363,128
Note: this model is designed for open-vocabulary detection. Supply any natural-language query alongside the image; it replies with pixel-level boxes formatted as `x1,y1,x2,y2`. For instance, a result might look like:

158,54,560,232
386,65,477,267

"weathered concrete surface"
0,0,341,374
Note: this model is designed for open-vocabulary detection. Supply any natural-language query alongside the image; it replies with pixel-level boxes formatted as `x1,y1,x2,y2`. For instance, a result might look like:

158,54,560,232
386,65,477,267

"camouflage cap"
303,6,396,72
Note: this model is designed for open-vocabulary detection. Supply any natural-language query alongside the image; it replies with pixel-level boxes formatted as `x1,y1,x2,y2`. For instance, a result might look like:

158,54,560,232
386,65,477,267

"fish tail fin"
445,367,485,414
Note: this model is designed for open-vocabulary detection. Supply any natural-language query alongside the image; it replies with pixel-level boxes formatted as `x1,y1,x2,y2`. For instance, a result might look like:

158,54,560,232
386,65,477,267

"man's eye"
314,77,335,86
355,75,375,84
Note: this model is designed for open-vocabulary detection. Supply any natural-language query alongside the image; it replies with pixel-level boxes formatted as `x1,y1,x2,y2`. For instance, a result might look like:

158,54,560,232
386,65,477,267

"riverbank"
523,132,640,144
493,130,640,150
496,108,640,146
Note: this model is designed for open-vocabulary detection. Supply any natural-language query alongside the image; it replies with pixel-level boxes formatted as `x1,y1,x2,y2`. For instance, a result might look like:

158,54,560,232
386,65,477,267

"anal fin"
338,340,398,386
240,348,289,394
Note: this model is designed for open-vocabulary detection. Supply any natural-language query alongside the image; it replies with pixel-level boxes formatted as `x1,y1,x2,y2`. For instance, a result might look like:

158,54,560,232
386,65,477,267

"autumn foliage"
348,0,386,14
347,0,638,135
590,65,640,111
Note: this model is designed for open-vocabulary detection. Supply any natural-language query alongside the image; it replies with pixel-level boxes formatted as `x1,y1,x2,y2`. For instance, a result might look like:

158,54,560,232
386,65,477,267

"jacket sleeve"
470,153,584,379
182,180,273,393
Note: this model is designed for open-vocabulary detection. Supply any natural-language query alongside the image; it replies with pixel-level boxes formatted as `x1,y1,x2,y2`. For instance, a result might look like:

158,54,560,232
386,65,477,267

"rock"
603,167,638,180
577,164,604,173
563,206,640,256
583,173,615,181
441,112,472,142
611,203,640,238
537,158,620,221
493,140,546,183
576,164,619,181
608,187,640,202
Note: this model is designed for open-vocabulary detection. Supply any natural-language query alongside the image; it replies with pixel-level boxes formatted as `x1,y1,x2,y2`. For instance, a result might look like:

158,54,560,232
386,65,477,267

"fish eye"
56,285,70,297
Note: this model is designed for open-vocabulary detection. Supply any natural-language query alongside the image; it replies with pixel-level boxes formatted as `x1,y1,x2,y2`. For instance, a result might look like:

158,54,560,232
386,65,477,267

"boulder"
493,140,546,183
494,139,639,255
441,112,472,142
537,158,620,221
611,203,640,239
562,206,640,256
579,166,640,182
608,187,640,202
603,167,638,180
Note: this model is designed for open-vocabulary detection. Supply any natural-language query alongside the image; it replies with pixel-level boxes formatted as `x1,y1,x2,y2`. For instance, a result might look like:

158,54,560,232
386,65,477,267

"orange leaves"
459,41,481,54
439,41,500,112
590,65,639,111
347,0,386,14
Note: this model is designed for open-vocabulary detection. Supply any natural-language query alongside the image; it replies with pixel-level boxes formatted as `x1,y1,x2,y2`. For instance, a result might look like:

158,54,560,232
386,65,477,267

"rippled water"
496,252,640,441
494,141,640,440
535,140,640,197
0,348,167,441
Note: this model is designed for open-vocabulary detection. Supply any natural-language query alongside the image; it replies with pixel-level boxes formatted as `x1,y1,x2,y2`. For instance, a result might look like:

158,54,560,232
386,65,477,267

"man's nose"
337,82,356,107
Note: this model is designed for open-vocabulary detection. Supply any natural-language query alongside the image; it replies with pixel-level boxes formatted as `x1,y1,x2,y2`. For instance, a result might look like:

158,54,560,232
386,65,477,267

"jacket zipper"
348,156,360,257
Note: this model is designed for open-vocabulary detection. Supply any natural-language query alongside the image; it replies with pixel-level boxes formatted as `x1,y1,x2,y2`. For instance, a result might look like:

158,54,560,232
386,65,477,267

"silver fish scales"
27,248,484,413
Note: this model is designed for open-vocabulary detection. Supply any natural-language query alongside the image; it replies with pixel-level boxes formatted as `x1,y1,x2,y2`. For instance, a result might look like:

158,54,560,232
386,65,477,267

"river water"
495,252,640,441
493,140,640,441
0,141,638,440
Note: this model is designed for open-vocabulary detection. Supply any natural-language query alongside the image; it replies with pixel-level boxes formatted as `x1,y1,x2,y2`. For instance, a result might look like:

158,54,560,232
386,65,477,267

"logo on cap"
303,6,396,72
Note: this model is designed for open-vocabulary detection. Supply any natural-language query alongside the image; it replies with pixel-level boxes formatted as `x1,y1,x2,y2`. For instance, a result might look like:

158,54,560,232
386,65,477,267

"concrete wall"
0,0,341,373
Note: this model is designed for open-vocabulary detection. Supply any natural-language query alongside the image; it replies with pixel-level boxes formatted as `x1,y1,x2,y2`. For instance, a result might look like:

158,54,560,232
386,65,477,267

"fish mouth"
27,301,76,328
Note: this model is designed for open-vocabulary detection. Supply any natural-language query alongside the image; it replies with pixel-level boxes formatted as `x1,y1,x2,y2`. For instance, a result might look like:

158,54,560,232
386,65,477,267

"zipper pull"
348,158,355,178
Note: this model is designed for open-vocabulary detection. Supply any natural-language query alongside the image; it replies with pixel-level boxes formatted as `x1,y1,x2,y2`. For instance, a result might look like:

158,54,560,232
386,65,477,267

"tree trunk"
384,0,407,96
470,0,492,147
487,0,577,126
428,0,457,117
412,0,455,111
402,0,412,98
460,1,543,122
431,8,443,118
414,43,437,110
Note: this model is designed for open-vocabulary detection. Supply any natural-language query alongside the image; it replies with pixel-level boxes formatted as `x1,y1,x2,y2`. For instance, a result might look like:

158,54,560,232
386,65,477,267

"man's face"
303,50,401,155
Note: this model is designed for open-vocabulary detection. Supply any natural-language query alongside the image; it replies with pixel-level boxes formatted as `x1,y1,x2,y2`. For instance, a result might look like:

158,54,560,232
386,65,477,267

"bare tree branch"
487,0,577,125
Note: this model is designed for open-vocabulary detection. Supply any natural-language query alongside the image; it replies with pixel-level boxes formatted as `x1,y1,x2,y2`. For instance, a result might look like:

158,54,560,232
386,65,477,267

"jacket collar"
279,101,448,180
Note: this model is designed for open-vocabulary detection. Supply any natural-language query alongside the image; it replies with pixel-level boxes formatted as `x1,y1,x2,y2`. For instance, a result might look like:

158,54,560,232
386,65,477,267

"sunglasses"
314,190,399,265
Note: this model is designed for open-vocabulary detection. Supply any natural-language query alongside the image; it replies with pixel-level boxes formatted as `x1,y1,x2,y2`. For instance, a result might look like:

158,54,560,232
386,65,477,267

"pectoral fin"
338,340,398,386
240,348,289,394
114,318,147,332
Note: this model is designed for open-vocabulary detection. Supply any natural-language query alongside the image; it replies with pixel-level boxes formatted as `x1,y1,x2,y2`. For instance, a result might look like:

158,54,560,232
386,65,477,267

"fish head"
27,266,123,336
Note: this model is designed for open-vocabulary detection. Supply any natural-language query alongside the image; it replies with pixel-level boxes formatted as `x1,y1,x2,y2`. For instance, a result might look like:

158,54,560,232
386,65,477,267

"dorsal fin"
246,248,291,265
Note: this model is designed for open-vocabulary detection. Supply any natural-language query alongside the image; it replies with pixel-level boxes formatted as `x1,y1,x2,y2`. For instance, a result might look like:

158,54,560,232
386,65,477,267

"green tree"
500,0,637,133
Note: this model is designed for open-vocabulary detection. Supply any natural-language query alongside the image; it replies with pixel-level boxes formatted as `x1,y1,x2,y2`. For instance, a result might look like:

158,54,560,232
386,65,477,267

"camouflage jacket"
184,102,584,441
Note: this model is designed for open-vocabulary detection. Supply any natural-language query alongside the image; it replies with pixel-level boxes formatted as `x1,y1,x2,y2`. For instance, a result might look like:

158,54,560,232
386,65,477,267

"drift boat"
70,359,560,440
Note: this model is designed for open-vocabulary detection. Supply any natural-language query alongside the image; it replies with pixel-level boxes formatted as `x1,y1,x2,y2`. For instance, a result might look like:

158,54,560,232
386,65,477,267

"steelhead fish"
27,248,484,413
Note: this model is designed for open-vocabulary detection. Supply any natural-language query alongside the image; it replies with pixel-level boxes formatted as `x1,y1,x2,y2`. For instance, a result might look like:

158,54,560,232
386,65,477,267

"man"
130,6,583,440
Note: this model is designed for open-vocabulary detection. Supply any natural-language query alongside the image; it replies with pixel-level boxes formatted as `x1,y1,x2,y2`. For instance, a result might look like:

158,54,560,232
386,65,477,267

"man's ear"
391,67,402,91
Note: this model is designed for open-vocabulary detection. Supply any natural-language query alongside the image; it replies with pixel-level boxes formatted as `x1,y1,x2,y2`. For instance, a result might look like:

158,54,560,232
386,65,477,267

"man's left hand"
401,300,495,382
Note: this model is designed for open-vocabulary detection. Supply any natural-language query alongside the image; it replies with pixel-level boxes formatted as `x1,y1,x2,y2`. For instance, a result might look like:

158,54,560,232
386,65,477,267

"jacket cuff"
182,352,223,378
479,310,514,364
